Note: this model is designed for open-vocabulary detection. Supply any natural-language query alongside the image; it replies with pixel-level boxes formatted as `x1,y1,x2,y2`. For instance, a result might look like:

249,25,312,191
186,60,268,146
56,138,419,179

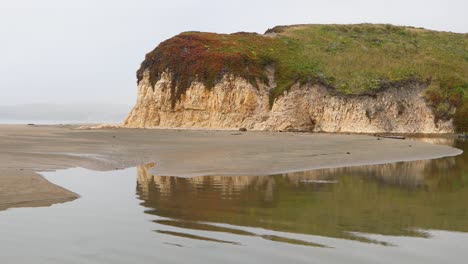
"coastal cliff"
124,71,452,132
124,24,467,133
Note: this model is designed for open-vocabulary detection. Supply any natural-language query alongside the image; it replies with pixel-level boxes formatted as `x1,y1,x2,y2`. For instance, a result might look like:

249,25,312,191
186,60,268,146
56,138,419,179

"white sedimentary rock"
124,70,453,133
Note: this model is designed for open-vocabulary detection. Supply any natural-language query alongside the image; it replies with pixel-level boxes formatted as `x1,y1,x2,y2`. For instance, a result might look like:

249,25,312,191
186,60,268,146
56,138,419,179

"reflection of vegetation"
156,230,240,245
155,220,256,236
136,140,467,244
138,24,467,130
259,235,330,248
154,220,329,247
423,140,468,191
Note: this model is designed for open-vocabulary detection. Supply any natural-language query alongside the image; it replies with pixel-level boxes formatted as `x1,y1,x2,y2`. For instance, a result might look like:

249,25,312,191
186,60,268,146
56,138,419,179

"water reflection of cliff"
136,140,467,243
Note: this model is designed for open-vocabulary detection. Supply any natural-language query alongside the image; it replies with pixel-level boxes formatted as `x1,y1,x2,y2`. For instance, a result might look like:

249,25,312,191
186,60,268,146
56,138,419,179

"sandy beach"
0,124,462,211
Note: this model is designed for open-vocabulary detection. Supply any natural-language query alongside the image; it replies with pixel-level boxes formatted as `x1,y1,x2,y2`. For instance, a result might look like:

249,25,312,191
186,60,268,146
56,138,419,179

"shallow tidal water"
0,139,466,264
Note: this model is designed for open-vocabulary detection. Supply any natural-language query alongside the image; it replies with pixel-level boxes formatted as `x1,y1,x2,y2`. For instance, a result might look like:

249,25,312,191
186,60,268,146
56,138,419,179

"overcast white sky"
0,0,466,106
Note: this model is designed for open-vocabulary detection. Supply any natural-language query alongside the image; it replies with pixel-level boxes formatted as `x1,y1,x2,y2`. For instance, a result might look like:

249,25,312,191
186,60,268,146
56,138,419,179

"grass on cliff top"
138,24,468,131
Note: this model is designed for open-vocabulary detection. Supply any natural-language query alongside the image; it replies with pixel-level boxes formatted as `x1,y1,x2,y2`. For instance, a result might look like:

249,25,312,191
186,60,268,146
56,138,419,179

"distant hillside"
131,24,467,132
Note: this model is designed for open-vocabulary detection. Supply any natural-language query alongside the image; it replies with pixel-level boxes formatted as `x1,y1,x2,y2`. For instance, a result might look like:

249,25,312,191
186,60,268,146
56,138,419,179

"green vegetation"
138,24,467,131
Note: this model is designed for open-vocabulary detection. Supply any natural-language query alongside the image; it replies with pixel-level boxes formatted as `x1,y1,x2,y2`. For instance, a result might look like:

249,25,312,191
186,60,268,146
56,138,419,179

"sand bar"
0,124,462,211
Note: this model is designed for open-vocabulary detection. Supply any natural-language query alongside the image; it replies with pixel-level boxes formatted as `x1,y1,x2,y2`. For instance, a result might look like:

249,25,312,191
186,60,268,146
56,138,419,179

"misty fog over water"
0,103,131,124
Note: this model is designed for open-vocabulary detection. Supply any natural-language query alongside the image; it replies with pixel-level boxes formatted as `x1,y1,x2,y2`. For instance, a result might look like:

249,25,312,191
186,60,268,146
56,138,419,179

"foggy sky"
0,0,466,106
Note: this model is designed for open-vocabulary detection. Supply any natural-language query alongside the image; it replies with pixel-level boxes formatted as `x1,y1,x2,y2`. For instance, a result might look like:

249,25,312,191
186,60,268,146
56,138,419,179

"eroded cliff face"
124,71,453,133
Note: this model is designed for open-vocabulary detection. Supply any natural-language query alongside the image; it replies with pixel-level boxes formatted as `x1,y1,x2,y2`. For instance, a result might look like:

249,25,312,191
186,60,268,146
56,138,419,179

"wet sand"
0,124,462,211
